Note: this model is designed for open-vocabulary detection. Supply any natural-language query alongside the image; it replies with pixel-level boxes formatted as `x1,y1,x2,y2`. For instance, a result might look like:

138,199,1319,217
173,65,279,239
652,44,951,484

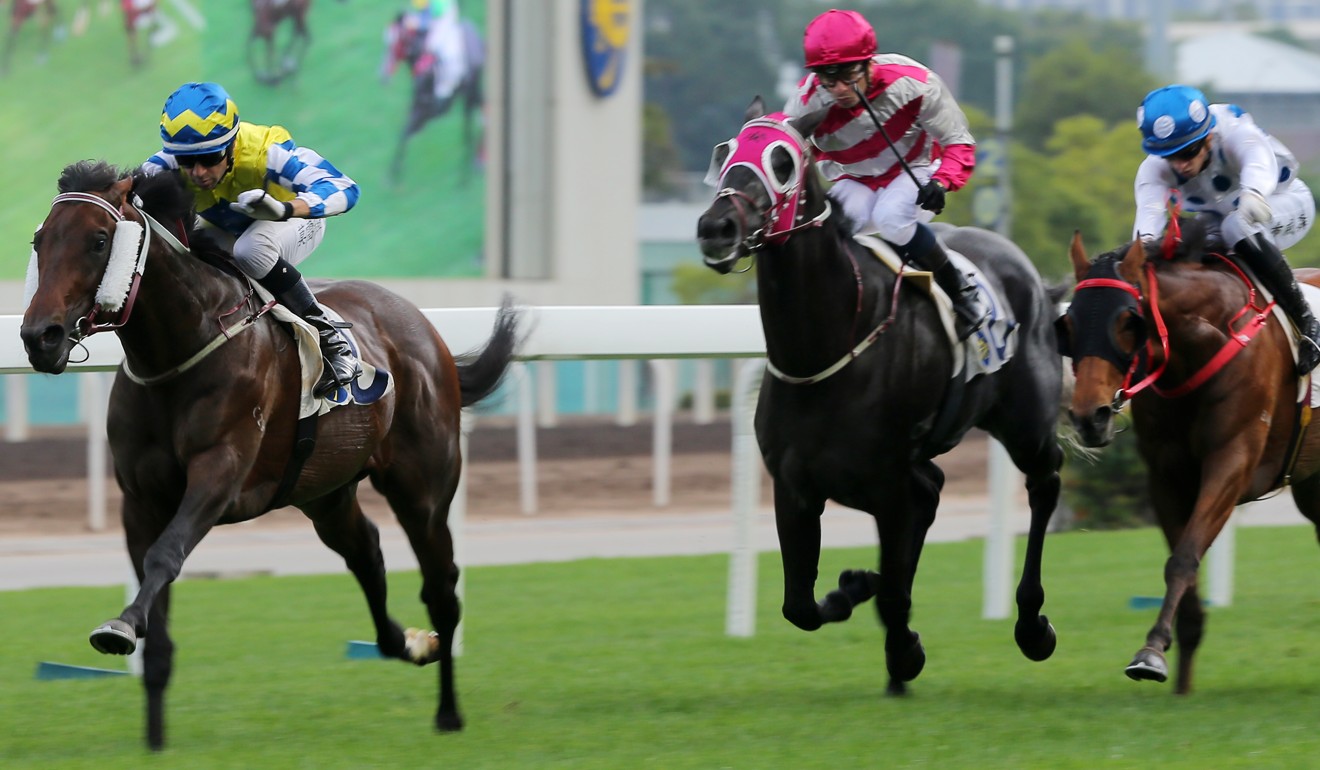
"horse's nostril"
39,325,65,349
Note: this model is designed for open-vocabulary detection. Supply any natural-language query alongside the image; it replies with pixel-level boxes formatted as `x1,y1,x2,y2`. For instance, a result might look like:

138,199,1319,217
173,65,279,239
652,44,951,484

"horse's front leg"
90,461,243,656
1126,454,1246,686
772,484,835,630
1013,446,1063,662
870,471,926,696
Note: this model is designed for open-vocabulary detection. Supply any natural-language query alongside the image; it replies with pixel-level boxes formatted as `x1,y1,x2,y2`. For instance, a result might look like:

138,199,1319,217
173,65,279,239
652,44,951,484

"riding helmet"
1137,85,1216,157
159,82,241,155
803,9,876,68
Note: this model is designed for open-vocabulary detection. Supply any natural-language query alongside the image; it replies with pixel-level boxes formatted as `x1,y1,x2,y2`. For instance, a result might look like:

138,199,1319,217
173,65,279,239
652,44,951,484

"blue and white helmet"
159,82,240,156
1137,85,1215,157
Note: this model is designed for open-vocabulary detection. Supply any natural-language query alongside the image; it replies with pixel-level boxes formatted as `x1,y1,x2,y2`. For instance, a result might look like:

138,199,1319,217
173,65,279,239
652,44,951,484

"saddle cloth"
853,233,1017,381
251,283,393,418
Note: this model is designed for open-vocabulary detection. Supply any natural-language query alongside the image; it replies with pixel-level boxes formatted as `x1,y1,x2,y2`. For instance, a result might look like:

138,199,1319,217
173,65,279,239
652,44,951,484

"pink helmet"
803,9,876,68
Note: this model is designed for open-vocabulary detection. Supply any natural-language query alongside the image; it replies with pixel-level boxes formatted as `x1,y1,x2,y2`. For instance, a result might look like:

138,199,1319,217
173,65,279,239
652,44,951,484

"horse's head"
20,162,139,374
1057,232,1150,447
696,96,829,273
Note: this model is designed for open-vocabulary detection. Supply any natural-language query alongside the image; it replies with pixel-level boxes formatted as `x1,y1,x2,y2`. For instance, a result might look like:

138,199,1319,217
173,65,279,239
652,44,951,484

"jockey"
783,8,984,340
142,81,363,397
1134,84,1320,375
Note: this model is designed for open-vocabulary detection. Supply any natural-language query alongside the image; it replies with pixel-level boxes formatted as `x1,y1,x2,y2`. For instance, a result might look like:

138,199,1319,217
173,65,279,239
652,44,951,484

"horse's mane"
54,159,240,277
1094,217,1215,267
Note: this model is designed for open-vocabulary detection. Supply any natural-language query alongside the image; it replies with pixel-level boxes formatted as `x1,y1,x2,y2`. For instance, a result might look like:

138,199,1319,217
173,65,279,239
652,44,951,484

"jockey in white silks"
1133,84,1320,375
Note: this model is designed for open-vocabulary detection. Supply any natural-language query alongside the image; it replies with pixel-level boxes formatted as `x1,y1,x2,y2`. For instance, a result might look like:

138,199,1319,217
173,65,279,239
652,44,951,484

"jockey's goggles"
813,62,867,89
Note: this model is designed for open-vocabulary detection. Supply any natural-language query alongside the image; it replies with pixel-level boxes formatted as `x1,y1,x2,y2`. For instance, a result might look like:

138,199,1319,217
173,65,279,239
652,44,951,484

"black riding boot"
900,224,986,340
259,259,363,396
1235,234,1320,375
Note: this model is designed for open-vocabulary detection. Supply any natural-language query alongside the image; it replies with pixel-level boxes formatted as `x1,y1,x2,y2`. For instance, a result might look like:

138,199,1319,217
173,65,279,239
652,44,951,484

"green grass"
0,2,484,282
4,526,1320,768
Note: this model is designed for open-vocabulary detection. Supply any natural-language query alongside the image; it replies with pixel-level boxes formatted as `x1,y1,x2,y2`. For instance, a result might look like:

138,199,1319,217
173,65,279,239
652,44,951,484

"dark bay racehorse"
1061,223,1320,693
20,161,520,748
695,99,1066,694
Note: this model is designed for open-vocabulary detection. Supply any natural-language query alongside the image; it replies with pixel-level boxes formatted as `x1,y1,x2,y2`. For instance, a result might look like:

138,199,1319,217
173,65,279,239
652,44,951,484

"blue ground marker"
345,640,386,660
35,662,131,680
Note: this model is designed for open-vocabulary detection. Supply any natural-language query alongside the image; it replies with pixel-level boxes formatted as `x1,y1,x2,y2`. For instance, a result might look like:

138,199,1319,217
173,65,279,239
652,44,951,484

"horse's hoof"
836,569,877,604
404,628,440,666
1125,648,1168,683
818,590,854,623
1015,616,1057,662
885,677,908,697
435,711,465,732
89,619,137,655
888,632,926,683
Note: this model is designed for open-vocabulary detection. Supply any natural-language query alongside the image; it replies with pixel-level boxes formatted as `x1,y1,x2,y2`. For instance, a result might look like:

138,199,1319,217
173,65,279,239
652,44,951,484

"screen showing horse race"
0,0,487,280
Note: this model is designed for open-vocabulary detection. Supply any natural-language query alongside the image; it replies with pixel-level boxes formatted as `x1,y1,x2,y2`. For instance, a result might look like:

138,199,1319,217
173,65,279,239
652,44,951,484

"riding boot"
1234,234,1320,375
258,259,363,396
900,224,987,340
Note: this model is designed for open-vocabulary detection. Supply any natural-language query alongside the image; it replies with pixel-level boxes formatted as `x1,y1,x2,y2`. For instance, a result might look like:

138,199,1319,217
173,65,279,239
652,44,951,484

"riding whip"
851,82,923,189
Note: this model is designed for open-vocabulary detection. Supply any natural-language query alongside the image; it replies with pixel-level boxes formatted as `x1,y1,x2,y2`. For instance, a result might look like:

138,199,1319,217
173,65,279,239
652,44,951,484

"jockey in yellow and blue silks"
142,81,362,397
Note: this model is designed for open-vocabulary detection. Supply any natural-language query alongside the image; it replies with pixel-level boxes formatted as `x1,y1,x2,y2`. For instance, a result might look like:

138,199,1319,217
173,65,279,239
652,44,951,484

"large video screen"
0,0,487,280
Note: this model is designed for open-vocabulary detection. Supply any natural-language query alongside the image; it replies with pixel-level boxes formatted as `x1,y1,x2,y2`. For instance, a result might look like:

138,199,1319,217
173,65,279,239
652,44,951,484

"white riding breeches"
204,218,326,280
1219,177,1315,251
828,166,937,247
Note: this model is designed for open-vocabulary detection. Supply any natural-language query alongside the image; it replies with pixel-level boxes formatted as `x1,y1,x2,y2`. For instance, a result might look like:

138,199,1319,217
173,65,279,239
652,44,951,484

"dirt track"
0,416,991,537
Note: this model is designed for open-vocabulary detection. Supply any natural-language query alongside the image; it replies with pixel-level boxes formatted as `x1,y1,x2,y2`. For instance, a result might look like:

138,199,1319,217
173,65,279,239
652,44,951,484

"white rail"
0,305,1022,633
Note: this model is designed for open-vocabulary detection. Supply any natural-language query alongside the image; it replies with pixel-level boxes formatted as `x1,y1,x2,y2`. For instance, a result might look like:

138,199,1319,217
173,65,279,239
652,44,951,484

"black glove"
916,179,947,214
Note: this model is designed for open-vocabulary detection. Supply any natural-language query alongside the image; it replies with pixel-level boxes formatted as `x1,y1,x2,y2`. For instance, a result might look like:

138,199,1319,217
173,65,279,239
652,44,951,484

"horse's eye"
94,235,109,252
769,145,795,188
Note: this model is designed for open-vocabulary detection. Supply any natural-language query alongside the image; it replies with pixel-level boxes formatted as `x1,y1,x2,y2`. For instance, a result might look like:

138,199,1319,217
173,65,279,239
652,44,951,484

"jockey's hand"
230,190,294,222
1239,188,1272,228
916,179,946,215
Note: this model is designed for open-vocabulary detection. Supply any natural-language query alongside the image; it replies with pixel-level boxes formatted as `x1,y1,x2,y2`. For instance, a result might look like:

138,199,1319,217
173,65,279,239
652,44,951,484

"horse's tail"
456,294,522,407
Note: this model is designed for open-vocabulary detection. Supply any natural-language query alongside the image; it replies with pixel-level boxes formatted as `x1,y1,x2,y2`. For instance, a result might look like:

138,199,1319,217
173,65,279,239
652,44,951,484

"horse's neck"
1148,263,1246,362
756,228,887,370
116,242,249,372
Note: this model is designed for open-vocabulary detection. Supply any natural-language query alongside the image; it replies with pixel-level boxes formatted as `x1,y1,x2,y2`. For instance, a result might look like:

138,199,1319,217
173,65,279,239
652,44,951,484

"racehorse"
695,98,1067,694
121,0,157,70
1,0,59,76
1060,221,1320,693
248,0,310,86
20,160,520,748
385,14,485,185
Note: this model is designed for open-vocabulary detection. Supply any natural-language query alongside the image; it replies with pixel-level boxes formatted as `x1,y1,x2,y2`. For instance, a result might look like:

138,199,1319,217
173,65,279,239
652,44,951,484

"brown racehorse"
248,0,309,86
1060,221,1320,693
20,161,521,748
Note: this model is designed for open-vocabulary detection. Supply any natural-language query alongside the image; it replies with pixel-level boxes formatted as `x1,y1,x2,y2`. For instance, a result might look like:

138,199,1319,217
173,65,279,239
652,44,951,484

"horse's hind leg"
372,460,465,732
866,466,931,696
300,485,409,658
1172,583,1205,695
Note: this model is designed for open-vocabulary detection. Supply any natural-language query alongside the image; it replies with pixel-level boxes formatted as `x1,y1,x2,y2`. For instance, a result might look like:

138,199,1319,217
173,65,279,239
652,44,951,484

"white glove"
229,189,293,221
1239,188,1272,228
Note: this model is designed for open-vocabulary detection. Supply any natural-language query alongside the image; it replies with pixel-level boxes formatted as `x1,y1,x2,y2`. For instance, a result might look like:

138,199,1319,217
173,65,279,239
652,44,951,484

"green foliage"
670,261,756,305
1015,37,1160,151
8,528,1320,767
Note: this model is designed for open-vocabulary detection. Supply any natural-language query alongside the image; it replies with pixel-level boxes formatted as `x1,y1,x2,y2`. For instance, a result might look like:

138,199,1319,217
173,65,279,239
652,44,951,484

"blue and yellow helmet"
159,82,240,155
1137,85,1215,157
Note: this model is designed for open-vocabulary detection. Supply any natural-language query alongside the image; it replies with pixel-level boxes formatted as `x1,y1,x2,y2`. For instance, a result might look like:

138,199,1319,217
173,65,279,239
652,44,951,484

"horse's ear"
108,176,133,213
744,96,766,122
1068,230,1090,284
789,106,830,141
1118,238,1146,285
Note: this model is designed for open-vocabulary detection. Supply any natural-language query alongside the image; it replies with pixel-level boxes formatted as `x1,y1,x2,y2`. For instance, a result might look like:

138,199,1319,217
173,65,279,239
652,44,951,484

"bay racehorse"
695,98,1067,694
1060,221,1320,692
247,0,310,86
20,160,520,748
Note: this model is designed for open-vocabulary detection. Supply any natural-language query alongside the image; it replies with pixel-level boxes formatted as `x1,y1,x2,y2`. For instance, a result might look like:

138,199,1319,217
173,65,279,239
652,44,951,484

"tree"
1015,37,1160,151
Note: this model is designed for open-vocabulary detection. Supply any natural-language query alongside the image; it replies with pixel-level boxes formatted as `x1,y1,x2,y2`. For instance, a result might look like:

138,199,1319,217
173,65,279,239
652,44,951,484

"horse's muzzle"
20,321,72,374
1069,405,1116,448
696,211,740,273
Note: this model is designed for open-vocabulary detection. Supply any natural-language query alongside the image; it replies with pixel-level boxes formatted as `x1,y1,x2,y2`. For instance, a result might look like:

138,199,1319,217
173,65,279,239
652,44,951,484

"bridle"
704,114,832,269
35,190,277,384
